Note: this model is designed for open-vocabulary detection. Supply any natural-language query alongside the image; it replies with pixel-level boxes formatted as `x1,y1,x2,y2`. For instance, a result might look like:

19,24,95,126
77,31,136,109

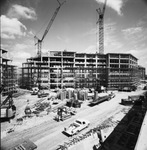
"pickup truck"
63,119,90,136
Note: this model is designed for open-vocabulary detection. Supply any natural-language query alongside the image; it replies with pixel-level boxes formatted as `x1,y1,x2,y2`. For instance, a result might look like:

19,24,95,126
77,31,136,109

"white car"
63,119,90,136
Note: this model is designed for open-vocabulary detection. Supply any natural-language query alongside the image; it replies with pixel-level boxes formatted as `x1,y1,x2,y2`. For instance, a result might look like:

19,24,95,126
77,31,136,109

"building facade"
21,50,140,90
138,65,146,80
0,49,17,96
106,53,139,90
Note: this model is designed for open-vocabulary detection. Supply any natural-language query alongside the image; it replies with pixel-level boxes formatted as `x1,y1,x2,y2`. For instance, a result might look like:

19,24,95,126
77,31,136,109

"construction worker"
24,106,31,117
46,103,51,115
24,100,31,117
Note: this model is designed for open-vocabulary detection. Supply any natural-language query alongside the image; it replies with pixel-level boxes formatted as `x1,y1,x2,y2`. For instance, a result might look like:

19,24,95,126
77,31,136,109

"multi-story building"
21,50,140,90
138,65,146,80
106,53,139,90
0,49,17,96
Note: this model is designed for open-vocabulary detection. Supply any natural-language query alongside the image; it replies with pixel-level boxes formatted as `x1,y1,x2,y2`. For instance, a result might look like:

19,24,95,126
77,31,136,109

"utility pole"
96,0,107,54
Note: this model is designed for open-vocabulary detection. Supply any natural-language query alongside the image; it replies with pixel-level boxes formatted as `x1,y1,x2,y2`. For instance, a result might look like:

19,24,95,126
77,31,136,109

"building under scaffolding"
20,50,142,90
0,49,17,96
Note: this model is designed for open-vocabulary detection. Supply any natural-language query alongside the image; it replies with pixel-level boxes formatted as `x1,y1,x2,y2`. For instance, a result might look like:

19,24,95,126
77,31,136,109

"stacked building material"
67,90,72,99
94,91,98,101
60,90,67,100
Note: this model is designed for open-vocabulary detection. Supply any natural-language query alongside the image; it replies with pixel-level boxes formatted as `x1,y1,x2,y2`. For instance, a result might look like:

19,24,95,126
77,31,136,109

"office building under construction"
20,50,142,90
0,49,17,96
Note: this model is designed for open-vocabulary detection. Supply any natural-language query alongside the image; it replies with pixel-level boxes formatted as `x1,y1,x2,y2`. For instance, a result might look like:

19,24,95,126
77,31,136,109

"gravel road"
1,90,145,150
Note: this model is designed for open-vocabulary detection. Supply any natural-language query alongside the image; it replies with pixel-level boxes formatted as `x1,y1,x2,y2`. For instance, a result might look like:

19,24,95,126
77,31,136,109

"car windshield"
75,120,82,124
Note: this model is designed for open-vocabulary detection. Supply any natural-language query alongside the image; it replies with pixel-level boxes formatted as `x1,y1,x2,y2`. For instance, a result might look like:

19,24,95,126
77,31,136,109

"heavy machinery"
34,0,66,90
121,94,145,105
31,87,39,95
55,106,76,121
0,92,16,119
96,0,107,54
66,98,82,108
89,92,112,106
118,86,137,92
37,90,49,98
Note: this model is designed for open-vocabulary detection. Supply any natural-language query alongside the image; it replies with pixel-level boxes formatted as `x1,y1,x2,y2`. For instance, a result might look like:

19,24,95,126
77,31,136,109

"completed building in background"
138,65,146,80
0,49,17,96
20,50,144,90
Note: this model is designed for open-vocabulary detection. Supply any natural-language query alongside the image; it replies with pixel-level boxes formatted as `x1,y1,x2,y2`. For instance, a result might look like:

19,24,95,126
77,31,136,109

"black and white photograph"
1,0,147,150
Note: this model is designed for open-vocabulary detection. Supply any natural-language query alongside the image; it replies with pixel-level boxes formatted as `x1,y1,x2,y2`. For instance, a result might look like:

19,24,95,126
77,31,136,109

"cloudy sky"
1,0,147,72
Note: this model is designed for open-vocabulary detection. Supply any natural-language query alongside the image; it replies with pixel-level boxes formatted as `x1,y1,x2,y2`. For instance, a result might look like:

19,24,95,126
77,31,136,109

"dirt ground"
1,88,146,150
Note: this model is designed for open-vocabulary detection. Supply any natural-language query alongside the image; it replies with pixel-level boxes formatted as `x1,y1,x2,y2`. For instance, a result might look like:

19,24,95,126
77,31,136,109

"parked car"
109,92,115,99
63,119,90,136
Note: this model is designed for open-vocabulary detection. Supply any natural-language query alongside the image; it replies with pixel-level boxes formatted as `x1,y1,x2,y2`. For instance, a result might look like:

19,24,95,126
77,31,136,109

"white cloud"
10,48,31,67
84,45,97,53
1,15,27,39
122,26,147,49
95,0,124,15
7,4,37,20
122,27,142,35
82,22,123,54
11,61,23,67
14,51,31,59
56,35,70,43
14,43,29,51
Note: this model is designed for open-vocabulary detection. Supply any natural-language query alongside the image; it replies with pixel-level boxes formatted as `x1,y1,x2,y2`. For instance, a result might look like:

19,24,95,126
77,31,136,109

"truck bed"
90,95,110,105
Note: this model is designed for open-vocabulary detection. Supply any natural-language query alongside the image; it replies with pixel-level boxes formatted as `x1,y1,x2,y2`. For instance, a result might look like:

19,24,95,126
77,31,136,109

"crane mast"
96,0,107,54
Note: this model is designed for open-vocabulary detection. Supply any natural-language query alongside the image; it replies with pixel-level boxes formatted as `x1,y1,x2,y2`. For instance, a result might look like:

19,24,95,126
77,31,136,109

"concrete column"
0,50,2,100
48,52,50,90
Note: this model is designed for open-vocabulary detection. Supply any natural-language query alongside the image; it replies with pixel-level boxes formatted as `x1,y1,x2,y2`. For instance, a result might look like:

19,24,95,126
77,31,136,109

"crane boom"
96,0,107,54
41,1,66,42
102,0,107,15
34,0,66,57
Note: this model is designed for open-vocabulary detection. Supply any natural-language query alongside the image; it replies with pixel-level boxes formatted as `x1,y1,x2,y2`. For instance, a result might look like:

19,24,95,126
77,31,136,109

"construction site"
1,0,147,150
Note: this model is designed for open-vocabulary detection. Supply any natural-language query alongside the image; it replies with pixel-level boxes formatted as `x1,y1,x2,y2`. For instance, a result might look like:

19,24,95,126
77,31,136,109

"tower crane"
96,0,107,54
34,0,66,57
34,0,66,89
